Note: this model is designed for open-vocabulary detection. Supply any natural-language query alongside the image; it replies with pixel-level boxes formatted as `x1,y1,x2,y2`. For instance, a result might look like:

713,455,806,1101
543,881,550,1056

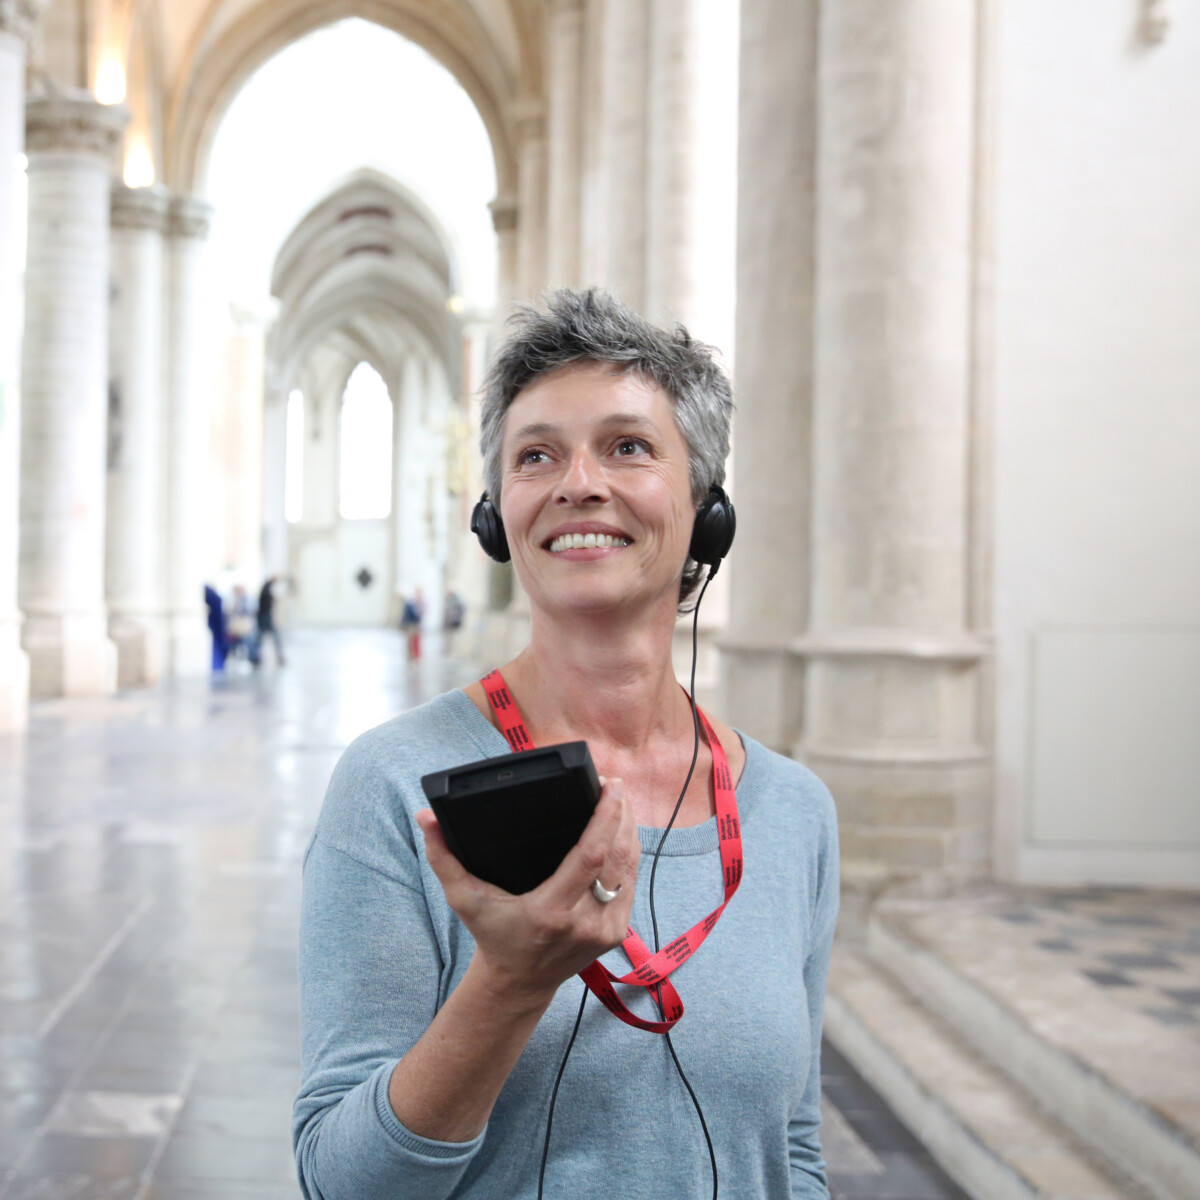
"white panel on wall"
991,0,1200,884
1029,628,1200,847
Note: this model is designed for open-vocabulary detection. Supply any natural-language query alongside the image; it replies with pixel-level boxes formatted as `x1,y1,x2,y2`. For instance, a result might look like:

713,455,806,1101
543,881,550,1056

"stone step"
868,906,1200,1200
824,948,1153,1200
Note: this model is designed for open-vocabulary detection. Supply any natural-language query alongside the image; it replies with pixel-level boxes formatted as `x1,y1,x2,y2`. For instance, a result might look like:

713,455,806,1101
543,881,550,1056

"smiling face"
498,361,696,620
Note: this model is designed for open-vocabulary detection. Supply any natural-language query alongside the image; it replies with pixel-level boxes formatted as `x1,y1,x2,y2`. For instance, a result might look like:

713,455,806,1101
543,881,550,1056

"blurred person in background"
252,574,287,668
204,584,228,673
443,587,466,658
399,585,425,662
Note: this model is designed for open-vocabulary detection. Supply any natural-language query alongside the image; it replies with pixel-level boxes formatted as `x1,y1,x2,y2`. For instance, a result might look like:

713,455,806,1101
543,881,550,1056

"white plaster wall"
992,1,1200,884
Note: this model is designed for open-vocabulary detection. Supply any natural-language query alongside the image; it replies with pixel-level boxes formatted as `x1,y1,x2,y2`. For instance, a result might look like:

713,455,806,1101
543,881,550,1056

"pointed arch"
267,167,462,390
162,0,541,196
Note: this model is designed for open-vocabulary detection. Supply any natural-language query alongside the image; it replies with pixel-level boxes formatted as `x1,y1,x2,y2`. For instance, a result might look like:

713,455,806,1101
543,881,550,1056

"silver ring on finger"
590,878,622,904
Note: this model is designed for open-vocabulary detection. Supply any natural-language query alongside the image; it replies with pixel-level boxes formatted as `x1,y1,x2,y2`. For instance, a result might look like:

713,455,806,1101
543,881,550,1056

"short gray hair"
479,288,734,608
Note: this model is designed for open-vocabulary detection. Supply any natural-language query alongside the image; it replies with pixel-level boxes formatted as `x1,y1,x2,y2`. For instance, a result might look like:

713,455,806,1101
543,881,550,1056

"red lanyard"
479,669,743,1033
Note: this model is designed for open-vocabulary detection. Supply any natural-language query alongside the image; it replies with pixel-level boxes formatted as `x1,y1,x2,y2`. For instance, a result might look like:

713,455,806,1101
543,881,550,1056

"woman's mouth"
546,532,632,553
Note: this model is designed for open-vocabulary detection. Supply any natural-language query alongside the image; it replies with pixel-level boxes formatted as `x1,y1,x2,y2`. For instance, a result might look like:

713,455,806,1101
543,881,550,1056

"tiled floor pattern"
0,630,966,1199
990,887,1200,1029
882,883,1200,1172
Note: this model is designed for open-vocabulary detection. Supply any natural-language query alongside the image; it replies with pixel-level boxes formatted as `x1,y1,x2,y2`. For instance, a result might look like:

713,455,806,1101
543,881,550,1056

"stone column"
260,375,288,580
513,102,547,300
577,0,606,283
598,0,649,312
544,0,585,288
488,193,518,350
719,0,819,755
644,0,701,329
107,183,168,688
799,1,990,893
162,193,214,675
485,197,519,613
0,1,43,727
19,92,127,698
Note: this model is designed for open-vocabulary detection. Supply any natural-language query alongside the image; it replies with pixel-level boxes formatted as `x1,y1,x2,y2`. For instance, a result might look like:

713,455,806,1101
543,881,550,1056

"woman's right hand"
414,777,640,1006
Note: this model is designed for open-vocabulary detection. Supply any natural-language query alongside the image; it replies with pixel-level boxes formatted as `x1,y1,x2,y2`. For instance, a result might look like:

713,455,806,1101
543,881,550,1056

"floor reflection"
0,628,964,1199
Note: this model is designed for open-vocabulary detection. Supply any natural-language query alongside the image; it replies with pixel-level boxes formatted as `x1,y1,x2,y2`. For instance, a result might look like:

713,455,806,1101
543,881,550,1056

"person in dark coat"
252,575,287,667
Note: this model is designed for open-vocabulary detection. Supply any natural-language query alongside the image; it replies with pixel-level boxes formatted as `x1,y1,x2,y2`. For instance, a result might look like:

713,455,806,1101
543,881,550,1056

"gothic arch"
162,0,541,196
267,168,461,389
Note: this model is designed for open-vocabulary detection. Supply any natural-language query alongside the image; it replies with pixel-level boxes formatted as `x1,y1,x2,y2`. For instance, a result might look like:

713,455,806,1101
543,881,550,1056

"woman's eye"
615,438,648,457
517,447,549,466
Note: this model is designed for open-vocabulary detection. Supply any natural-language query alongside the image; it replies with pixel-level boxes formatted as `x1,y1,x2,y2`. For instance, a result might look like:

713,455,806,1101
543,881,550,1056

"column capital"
489,194,518,234
511,97,546,143
166,192,213,240
111,182,169,234
0,0,47,46
25,92,128,158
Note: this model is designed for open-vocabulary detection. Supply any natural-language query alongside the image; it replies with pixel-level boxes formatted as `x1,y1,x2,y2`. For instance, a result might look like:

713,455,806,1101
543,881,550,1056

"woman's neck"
504,600,689,753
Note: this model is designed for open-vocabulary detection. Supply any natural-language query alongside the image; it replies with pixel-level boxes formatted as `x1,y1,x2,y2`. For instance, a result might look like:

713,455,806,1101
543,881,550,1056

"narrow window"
339,363,393,520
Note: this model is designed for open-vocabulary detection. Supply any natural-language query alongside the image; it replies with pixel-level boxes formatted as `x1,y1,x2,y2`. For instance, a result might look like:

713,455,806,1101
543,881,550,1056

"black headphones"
470,485,736,573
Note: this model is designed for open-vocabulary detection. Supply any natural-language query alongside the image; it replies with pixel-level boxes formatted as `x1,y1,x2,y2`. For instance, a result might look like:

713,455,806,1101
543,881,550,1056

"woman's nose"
556,450,609,504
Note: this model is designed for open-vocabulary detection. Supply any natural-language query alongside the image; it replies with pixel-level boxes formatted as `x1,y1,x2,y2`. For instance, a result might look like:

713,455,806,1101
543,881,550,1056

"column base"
109,612,166,689
164,608,212,677
798,748,993,898
796,641,994,896
0,622,30,730
717,639,806,755
22,612,117,699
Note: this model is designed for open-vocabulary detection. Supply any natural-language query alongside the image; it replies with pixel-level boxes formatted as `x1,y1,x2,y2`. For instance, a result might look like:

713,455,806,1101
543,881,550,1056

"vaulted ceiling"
38,0,544,193
268,167,461,389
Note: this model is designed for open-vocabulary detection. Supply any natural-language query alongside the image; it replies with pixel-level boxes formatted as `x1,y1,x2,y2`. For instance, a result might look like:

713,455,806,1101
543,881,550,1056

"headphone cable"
648,567,719,1200
537,982,589,1200
537,566,720,1200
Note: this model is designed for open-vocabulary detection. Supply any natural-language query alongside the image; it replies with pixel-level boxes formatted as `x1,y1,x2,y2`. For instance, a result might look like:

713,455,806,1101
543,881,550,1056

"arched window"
285,389,304,523
339,363,393,520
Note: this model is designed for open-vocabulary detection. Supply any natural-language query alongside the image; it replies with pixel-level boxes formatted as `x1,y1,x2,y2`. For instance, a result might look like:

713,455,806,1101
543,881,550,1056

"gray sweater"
294,689,839,1200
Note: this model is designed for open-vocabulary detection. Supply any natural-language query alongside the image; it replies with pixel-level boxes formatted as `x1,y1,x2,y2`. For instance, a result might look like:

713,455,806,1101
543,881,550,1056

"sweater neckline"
445,688,766,858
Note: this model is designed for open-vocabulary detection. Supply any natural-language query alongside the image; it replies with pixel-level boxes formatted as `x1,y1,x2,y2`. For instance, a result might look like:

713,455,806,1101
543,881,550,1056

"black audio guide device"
420,741,601,895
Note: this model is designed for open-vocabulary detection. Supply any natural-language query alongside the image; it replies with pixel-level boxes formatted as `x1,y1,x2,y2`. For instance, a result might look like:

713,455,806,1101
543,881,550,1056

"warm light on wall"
123,136,155,187
95,57,126,104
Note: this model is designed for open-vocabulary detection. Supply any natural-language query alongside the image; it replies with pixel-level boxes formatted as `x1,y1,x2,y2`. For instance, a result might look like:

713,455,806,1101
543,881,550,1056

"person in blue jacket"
203,584,227,672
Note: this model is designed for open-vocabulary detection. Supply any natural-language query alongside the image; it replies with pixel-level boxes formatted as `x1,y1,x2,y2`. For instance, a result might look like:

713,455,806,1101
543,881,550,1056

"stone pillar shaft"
719,0,820,753
107,183,168,688
598,0,649,311
0,16,33,727
19,93,127,698
488,195,518,312
644,0,701,329
260,378,288,580
514,105,547,300
577,0,608,284
544,0,585,288
801,0,990,890
162,193,214,675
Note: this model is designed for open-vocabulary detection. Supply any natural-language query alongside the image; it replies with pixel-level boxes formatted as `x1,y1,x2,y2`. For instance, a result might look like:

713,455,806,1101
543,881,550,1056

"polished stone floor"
0,629,965,1200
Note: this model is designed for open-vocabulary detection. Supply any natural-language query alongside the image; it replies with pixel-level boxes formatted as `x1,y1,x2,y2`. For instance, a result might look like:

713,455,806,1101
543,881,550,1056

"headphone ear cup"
689,486,737,567
470,493,511,563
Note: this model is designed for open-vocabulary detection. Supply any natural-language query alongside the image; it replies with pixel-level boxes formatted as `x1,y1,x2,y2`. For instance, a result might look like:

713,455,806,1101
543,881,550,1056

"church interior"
0,0,1197,1196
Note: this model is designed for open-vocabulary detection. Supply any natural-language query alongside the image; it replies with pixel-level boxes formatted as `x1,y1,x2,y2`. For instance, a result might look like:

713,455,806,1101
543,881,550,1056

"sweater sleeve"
292,741,486,1200
788,779,840,1199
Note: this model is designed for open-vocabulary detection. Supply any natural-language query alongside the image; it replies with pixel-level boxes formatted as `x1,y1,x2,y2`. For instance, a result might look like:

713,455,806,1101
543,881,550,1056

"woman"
294,289,839,1199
